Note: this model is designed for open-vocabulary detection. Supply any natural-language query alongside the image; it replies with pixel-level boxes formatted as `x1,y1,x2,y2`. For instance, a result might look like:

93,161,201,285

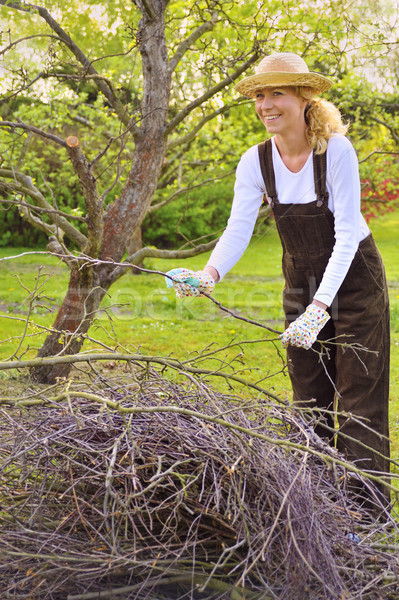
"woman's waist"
282,232,374,271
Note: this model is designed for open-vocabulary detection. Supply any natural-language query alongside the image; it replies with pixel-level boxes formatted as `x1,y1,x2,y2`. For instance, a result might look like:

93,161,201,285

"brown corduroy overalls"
258,139,390,509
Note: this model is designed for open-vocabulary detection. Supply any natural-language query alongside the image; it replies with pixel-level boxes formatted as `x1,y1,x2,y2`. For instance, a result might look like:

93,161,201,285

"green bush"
142,175,235,248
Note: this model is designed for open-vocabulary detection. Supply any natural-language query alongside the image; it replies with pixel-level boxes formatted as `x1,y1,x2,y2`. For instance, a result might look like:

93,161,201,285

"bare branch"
111,204,271,281
0,198,86,222
0,169,88,248
149,169,235,213
169,16,217,73
359,150,399,164
367,116,399,144
15,198,60,237
46,236,78,269
0,352,280,400
0,0,130,127
70,114,93,128
118,240,219,278
0,33,60,57
74,239,220,284
65,137,103,257
165,51,260,135
134,0,155,20
0,121,66,147
41,71,120,97
100,139,127,202
167,104,235,151
89,45,136,66
89,137,115,169
16,130,33,170
0,71,45,103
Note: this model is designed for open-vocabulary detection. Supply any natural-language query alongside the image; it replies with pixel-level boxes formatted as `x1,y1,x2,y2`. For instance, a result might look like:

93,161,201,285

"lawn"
0,211,398,483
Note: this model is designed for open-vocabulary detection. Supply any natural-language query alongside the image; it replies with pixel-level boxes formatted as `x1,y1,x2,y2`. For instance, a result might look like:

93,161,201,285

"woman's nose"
261,95,273,109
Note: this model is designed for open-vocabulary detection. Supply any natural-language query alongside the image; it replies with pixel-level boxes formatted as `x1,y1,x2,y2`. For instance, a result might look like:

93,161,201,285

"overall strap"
258,139,277,207
258,139,329,208
313,150,329,207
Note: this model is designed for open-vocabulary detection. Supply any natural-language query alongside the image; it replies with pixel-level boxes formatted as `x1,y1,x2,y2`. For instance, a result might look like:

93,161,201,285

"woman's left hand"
280,304,330,350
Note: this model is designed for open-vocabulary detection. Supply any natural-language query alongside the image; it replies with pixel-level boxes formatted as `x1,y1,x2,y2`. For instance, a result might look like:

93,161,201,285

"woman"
166,53,390,514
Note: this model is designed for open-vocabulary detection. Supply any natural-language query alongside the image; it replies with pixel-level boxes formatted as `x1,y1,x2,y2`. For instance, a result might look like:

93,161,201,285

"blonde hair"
296,88,349,154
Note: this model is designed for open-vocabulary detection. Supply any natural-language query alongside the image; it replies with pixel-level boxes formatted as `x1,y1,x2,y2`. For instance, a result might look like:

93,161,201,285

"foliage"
143,175,235,248
0,0,398,248
360,156,399,223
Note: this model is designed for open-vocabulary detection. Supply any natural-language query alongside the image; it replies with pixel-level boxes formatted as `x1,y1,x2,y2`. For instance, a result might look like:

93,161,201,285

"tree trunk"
129,227,144,274
30,0,171,383
31,267,106,383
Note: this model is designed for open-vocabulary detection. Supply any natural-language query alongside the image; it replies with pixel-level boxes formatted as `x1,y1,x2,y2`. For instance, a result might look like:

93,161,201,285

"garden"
1,0,399,597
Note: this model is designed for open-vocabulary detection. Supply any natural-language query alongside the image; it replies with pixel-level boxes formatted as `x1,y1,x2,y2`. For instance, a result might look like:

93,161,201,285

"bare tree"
1,0,396,383
0,0,262,382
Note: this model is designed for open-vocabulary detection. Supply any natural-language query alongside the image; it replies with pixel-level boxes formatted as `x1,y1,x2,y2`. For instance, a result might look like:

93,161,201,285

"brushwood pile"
0,368,398,599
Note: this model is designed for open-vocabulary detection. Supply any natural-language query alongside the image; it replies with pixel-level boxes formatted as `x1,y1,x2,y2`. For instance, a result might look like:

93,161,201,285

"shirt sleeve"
313,136,364,306
206,146,264,280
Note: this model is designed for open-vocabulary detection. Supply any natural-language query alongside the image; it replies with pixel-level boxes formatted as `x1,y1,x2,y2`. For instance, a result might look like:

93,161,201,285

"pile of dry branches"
0,366,398,600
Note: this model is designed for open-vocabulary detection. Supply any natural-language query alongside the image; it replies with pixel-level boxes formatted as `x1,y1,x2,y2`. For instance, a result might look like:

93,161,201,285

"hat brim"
234,71,333,98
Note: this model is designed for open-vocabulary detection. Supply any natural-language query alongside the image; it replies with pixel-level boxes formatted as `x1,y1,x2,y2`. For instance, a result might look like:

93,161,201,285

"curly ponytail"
296,89,349,154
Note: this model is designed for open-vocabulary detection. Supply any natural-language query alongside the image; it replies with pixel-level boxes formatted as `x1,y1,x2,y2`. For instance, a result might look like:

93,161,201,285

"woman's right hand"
165,268,215,298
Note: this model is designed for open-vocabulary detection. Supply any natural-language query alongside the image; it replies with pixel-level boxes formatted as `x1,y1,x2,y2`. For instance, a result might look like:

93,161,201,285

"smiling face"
255,87,308,138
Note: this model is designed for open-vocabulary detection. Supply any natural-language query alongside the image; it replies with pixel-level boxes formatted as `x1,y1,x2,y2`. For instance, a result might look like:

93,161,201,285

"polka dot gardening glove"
165,268,215,298
280,304,330,350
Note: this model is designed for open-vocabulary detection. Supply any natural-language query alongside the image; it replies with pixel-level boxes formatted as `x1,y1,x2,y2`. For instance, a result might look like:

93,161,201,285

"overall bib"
258,139,390,510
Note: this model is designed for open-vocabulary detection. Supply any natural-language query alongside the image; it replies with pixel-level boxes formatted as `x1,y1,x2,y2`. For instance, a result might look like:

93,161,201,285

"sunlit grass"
0,211,398,480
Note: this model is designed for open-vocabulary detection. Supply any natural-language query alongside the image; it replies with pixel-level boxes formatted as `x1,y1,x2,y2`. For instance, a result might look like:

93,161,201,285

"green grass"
0,212,398,480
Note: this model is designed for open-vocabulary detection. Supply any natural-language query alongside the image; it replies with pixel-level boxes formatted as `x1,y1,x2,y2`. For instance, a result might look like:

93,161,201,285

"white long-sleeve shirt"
206,134,370,307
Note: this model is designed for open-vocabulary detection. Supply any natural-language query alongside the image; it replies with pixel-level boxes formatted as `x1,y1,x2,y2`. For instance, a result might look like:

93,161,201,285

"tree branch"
167,104,235,151
0,169,88,248
359,150,399,164
0,121,66,147
165,51,260,135
0,355,395,492
137,0,155,20
114,240,219,280
148,169,234,213
0,72,44,104
15,198,60,238
169,16,217,73
65,136,103,258
368,116,399,144
41,71,120,98
0,198,86,221
0,0,130,127
112,204,271,281
46,236,78,269
0,33,60,57
0,352,282,402
85,239,219,284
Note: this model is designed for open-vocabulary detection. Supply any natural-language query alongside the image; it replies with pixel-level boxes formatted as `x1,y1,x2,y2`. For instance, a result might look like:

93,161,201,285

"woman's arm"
204,146,264,281
312,135,365,306
165,146,264,295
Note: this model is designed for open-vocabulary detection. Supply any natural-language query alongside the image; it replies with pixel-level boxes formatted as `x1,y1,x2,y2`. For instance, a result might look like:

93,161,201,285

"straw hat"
235,53,333,98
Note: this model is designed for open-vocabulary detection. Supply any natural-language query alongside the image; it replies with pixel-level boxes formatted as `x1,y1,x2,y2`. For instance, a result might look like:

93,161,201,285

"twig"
0,352,284,402
19,389,396,494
